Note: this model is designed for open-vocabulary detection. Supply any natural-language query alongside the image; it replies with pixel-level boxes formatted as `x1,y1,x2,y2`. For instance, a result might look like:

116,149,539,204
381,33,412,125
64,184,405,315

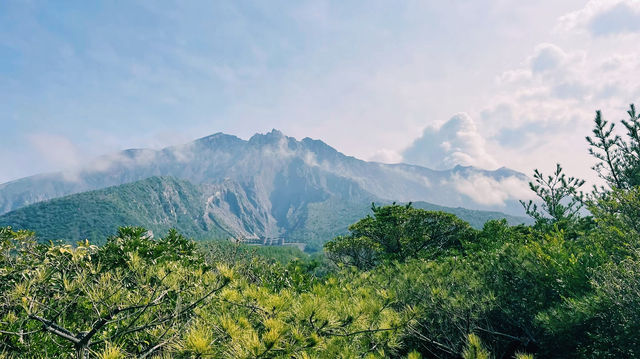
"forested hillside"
2,105,640,358
0,130,529,217
0,177,226,244
0,176,529,249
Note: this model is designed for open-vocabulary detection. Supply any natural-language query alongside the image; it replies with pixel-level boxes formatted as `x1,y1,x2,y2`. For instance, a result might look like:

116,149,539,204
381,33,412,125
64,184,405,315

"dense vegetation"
2,105,640,358
0,177,529,251
0,177,228,244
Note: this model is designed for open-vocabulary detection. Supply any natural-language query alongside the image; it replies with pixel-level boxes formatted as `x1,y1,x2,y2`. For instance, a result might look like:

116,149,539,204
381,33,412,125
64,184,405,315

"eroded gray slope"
0,130,529,216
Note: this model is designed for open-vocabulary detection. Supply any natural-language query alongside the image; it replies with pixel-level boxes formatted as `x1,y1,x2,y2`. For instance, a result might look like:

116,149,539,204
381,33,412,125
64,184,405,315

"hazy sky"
2,0,640,184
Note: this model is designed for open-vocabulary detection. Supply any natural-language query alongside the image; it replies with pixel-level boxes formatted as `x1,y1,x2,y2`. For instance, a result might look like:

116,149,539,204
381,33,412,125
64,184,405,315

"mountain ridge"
0,130,530,217
0,176,531,250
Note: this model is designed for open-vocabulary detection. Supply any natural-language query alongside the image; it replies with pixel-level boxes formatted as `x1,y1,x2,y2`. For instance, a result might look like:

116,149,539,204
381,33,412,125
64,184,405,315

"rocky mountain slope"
0,176,530,250
0,130,529,217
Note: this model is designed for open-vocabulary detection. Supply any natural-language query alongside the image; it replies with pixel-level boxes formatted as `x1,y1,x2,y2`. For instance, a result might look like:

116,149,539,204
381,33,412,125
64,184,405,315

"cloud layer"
449,173,535,206
558,0,640,36
2,1,640,193
402,113,499,170
479,38,640,182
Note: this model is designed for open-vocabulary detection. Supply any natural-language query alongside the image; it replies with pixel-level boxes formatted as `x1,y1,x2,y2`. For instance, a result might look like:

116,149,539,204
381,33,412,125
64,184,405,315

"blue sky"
2,0,640,184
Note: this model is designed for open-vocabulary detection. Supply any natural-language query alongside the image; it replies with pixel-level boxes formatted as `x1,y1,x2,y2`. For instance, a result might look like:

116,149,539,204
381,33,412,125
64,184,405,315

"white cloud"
485,42,640,133
449,173,535,206
3,1,639,197
82,149,158,174
303,151,320,167
402,113,499,170
167,143,196,163
479,39,640,185
26,134,83,180
530,43,568,73
369,149,403,164
558,0,640,36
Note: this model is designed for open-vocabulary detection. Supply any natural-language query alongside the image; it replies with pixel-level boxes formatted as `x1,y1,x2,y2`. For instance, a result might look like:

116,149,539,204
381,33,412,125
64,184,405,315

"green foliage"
0,226,230,358
587,104,640,190
462,334,490,359
325,203,474,269
572,253,640,357
589,186,640,239
1,226,414,358
412,201,533,228
0,177,229,244
0,176,529,252
99,227,203,268
200,239,309,265
324,235,381,270
520,163,585,230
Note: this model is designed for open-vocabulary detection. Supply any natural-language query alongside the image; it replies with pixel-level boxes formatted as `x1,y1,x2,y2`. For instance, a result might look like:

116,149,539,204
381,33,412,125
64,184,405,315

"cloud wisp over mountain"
1,1,638,187
0,130,531,218
402,113,498,170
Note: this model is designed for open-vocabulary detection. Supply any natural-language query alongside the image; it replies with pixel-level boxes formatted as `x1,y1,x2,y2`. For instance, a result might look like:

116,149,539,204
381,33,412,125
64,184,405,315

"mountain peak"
0,128,528,219
301,137,341,159
248,129,289,145
451,164,477,172
195,132,242,142
268,128,284,136
263,128,285,139
192,133,245,150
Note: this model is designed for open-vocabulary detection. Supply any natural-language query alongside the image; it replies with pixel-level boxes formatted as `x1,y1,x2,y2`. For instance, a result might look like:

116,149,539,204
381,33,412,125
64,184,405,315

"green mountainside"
0,130,529,217
0,176,530,249
0,130,532,250
0,177,227,244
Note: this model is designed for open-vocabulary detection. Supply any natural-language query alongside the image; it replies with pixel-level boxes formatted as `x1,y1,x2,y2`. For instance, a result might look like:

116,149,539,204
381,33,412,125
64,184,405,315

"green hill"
0,177,229,244
0,130,529,217
0,176,531,249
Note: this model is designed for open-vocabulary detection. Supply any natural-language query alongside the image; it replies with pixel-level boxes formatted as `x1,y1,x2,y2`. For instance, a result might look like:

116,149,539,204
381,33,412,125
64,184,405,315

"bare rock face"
0,130,528,216
0,130,532,247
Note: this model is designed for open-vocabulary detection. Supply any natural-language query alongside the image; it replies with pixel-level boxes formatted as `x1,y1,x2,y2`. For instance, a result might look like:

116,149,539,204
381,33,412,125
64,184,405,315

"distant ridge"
0,176,531,249
0,130,531,236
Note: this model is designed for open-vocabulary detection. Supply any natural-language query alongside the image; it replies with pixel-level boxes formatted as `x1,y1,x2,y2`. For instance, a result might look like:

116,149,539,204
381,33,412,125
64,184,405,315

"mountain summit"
0,130,531,246
0,130,529,215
